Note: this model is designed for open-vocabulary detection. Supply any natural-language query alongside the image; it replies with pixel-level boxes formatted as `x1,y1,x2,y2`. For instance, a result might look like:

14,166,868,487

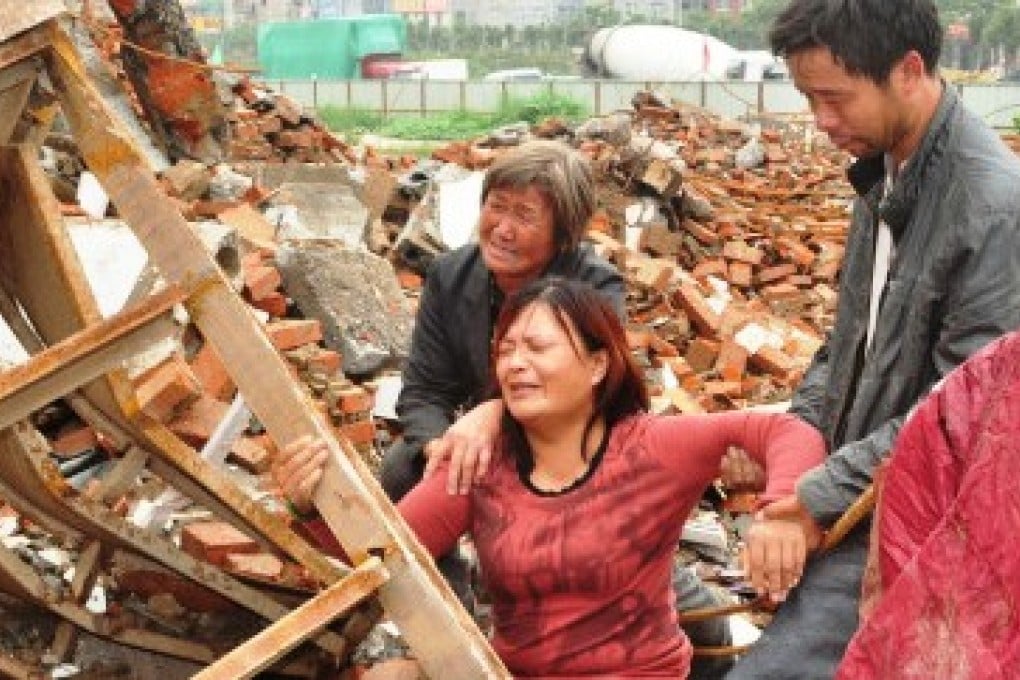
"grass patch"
318,106,385,142
319,91,589,142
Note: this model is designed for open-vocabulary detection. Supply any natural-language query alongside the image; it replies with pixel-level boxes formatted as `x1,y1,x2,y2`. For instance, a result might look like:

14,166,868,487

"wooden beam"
70,539,103,603
0,652,40,680
46,23,510,678
96,445,149,504
0,19,54,71
0,58,40,144
191,557,388,680
48,622,78,665
0,285,183,430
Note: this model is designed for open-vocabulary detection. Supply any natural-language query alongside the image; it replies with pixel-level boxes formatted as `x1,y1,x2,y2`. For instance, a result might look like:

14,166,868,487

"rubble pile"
4,72,861,674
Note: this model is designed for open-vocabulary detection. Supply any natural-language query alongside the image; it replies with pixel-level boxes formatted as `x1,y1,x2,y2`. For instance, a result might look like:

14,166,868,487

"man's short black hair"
770,0,942,83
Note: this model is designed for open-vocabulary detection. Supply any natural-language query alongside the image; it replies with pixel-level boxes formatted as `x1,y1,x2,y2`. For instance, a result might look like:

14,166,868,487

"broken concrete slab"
233,163,352,190
276,182,368,248
436,165,483,250
276,241,413,377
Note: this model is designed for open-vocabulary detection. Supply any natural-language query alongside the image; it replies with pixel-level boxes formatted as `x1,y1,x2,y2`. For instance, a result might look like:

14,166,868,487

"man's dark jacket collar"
846,83,957,240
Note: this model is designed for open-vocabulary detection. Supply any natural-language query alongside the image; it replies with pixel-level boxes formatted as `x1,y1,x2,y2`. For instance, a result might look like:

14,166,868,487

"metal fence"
268,78,1020,130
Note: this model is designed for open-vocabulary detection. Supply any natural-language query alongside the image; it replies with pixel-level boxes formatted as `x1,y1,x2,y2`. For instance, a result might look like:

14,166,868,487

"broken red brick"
243,264,282,302
674,285,721,337
168,395,230,447
189,343,236,402
133,354,202,422
686,337,721,374
224,552,284,581
181,521,260,569
265,319,323,351
252,292,288,318
51,425,100,459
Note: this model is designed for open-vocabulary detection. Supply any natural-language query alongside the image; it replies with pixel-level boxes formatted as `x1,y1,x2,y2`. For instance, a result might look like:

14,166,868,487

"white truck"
583,25,786,82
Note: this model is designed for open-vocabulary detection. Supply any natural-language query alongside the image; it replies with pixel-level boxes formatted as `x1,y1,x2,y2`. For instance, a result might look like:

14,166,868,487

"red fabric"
836,331,1020,679
398,411,824,679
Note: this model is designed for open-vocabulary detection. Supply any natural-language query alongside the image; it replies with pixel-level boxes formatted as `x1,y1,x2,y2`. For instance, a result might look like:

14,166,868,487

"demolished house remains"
2,0,974,677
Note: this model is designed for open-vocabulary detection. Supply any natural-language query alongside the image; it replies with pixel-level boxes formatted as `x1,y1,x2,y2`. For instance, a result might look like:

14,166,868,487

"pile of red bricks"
228,77,358,164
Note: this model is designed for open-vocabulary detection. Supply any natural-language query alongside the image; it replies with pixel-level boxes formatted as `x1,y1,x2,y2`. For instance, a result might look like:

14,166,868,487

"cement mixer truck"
582,25,785,82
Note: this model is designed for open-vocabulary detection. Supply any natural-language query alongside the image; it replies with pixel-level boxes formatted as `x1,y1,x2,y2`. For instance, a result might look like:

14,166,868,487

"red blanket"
836,331,1020,679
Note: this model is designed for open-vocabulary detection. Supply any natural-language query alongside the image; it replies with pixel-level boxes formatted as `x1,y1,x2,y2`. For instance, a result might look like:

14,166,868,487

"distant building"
610,0,747,20
447,0,585,27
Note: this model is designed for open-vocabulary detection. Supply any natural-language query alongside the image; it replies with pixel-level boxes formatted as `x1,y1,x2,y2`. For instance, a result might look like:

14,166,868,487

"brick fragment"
181,521,260,568
681,218,721,246
750,346,794,381
265,319,324,351
190,343,236,401
631,258,675,292
51,425,100,459
168,396,230,447
338,419,376,446
243,264,282,302
757,264,797,285
252,291,288,318
692,258,728,281
230,436,271,474
728,262,753,288
335,387,374,415
686,337,721,373
674,285,721,337
224,552,284,581
638,223,682,257
133,354,202,422
715,340,749,382
722,240,764,266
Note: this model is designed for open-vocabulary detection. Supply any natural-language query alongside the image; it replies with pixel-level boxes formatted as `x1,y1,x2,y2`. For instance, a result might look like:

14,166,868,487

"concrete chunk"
277,242,413,377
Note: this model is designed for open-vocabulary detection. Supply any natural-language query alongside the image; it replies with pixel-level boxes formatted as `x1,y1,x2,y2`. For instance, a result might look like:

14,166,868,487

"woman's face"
479,185,558,294
494,302,607,427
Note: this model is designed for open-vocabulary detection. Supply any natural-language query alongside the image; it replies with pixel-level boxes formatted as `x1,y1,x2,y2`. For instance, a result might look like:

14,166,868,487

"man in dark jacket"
728,1,1020,678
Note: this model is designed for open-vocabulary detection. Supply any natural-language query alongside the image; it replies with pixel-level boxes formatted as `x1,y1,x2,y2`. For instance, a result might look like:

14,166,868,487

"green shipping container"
257,15,406,79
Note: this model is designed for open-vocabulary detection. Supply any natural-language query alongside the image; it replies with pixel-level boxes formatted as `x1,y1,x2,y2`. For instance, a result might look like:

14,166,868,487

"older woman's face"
495,302,607,427
479,185,557,293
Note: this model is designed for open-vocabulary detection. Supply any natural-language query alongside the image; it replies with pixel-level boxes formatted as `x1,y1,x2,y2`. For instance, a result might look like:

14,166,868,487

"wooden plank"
0,2,65,44
0,652,39,680
0,20,53,71
70,539,103,603
96,445,149,504
0,59,40,144
191,557,387,680
0,285,183,430
47,23,509,679
48,622,78,665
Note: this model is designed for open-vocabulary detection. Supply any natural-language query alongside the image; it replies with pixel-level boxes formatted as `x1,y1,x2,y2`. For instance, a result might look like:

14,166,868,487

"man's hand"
741,495,825,602
423,399,503,495
720,447,766,492
270,435,329,516
760,495,825,552
742,519,806,602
